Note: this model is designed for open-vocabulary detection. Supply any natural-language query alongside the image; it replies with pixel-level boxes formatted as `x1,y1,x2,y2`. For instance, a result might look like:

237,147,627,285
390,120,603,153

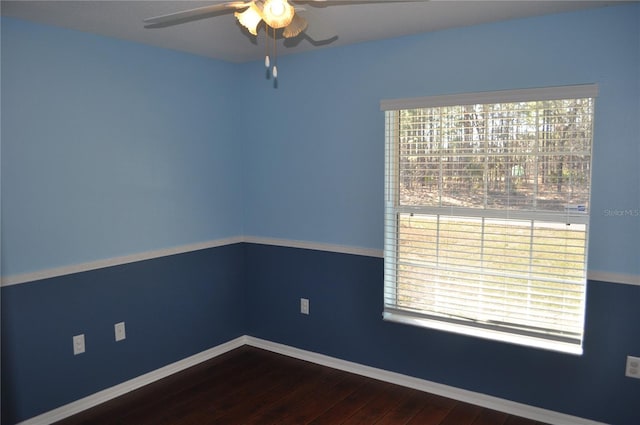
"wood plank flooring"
55,346,547,425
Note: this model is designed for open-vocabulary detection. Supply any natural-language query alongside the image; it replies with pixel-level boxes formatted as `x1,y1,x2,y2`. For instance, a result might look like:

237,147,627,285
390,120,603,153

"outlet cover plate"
626,355,640,379
300,298,309,315
73,334,85,355
115,322,126,341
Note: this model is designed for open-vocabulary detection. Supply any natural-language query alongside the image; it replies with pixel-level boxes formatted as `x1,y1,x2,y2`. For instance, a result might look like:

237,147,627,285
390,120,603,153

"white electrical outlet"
626,355,640,379
114,322,126,341
73,334,85,355
300,298,309,315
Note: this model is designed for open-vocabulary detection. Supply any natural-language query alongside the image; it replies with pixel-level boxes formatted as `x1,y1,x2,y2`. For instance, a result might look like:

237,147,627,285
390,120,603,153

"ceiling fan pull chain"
265,23,270,70
273,26,278,80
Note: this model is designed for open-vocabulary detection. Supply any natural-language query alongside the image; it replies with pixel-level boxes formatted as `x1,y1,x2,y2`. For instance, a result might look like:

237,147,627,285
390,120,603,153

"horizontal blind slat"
383,90,594,352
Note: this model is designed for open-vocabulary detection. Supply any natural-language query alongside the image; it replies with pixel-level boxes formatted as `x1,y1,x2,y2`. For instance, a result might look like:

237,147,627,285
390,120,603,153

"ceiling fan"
144,0,425,83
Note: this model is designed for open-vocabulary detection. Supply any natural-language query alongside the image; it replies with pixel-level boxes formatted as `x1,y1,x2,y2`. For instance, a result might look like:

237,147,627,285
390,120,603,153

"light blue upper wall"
241,4,640,277
1,18,243,277
3,4,639,279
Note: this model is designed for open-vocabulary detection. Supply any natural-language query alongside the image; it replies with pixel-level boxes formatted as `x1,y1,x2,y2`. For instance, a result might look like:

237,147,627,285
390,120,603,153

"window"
381,85,597,354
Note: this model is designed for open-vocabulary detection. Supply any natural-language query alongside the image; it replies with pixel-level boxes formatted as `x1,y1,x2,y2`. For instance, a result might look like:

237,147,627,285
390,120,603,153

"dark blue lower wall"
1,243,246,424
245,244,640,425
3,243,639,424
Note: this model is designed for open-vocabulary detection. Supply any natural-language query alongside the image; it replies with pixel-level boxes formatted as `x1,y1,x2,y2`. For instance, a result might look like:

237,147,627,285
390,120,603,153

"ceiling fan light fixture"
234,3,263,36
283,14,308,38
262,0,295,29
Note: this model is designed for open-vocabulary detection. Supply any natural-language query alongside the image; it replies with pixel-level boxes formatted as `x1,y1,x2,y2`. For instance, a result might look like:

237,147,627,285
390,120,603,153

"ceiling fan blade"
294,0,428,5
144,2,251,28
293,0,426,42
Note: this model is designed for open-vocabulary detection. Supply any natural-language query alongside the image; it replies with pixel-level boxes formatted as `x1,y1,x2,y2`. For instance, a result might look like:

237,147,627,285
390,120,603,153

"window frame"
381,85,598,355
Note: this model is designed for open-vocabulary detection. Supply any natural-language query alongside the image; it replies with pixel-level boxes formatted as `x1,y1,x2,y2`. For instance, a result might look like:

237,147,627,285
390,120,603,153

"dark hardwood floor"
55,346,547,425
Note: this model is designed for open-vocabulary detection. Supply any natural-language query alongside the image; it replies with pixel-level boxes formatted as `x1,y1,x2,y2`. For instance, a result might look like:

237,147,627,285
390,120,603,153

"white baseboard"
17,336,247,425
244,336,608,425
19,335,607,425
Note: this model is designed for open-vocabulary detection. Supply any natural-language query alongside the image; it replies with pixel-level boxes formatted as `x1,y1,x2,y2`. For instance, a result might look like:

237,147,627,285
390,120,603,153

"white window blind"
382,85,597,354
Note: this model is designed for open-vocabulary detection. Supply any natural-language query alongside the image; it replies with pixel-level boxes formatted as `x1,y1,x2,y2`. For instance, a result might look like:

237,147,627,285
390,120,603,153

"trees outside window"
382,86,596,354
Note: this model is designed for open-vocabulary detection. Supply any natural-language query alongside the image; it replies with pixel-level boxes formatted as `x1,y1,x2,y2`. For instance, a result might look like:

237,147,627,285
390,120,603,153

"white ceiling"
1,0,630,63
